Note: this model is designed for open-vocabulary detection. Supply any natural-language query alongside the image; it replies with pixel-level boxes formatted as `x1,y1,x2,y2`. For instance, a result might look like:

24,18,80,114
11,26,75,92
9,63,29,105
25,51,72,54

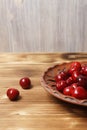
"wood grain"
0,0,87,52
0,53,87,130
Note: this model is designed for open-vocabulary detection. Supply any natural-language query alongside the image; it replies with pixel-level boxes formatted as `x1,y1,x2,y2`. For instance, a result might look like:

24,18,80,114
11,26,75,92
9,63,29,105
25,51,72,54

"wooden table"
0,53,87,130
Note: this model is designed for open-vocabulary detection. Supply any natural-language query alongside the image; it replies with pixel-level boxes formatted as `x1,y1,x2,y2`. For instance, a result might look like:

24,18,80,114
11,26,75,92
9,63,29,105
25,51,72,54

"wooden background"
0,0,87,52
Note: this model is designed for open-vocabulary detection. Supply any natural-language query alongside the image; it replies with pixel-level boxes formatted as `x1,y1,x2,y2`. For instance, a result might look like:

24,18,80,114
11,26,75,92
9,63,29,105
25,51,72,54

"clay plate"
41,62,87,107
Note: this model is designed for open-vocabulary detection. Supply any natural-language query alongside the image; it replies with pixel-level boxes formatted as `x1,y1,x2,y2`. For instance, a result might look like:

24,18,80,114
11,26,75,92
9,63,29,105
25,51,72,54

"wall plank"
0,0,87,52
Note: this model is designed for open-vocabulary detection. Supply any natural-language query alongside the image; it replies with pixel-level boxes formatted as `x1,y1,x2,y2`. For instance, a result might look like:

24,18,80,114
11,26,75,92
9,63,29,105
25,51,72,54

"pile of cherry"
55,62,87,100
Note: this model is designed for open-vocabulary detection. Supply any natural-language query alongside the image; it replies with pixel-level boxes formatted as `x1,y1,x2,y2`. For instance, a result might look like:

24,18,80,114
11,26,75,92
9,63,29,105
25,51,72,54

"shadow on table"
49,95,87,118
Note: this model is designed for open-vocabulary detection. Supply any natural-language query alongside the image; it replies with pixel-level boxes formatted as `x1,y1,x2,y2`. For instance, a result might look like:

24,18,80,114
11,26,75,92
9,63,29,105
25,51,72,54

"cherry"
63,86,74,96
77,75,87,87
71,62,81,69
55,71,68,82
66,76,74,85
71,86,87,99
56,80,67,92
80,66,85,74
81,65,87,76
84,66,87,76
69,62,81,75
55,74,63,82
19,77,31,89
60,71,68,79
7,88,19,101
72,71,80,82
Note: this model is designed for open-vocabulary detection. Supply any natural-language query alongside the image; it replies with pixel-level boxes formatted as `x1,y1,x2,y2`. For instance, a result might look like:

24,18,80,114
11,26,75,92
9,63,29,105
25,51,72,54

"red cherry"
55,74,63,82
77,75,87,87
66,77,74,85
19,77,31,89
72,71,80,82
55,71,68,82
69,66,77,75
69,62,81,75
71,62,81,69
80,66,85,74
71,86,87,99
56,80,67,92
63,86,74,96
7,88,19,101
60,71,68,79
81,66,87,76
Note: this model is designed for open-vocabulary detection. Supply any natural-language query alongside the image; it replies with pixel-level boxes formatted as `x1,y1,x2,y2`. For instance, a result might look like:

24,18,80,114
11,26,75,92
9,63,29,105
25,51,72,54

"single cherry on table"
19,77,31,89
7,88,19,101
